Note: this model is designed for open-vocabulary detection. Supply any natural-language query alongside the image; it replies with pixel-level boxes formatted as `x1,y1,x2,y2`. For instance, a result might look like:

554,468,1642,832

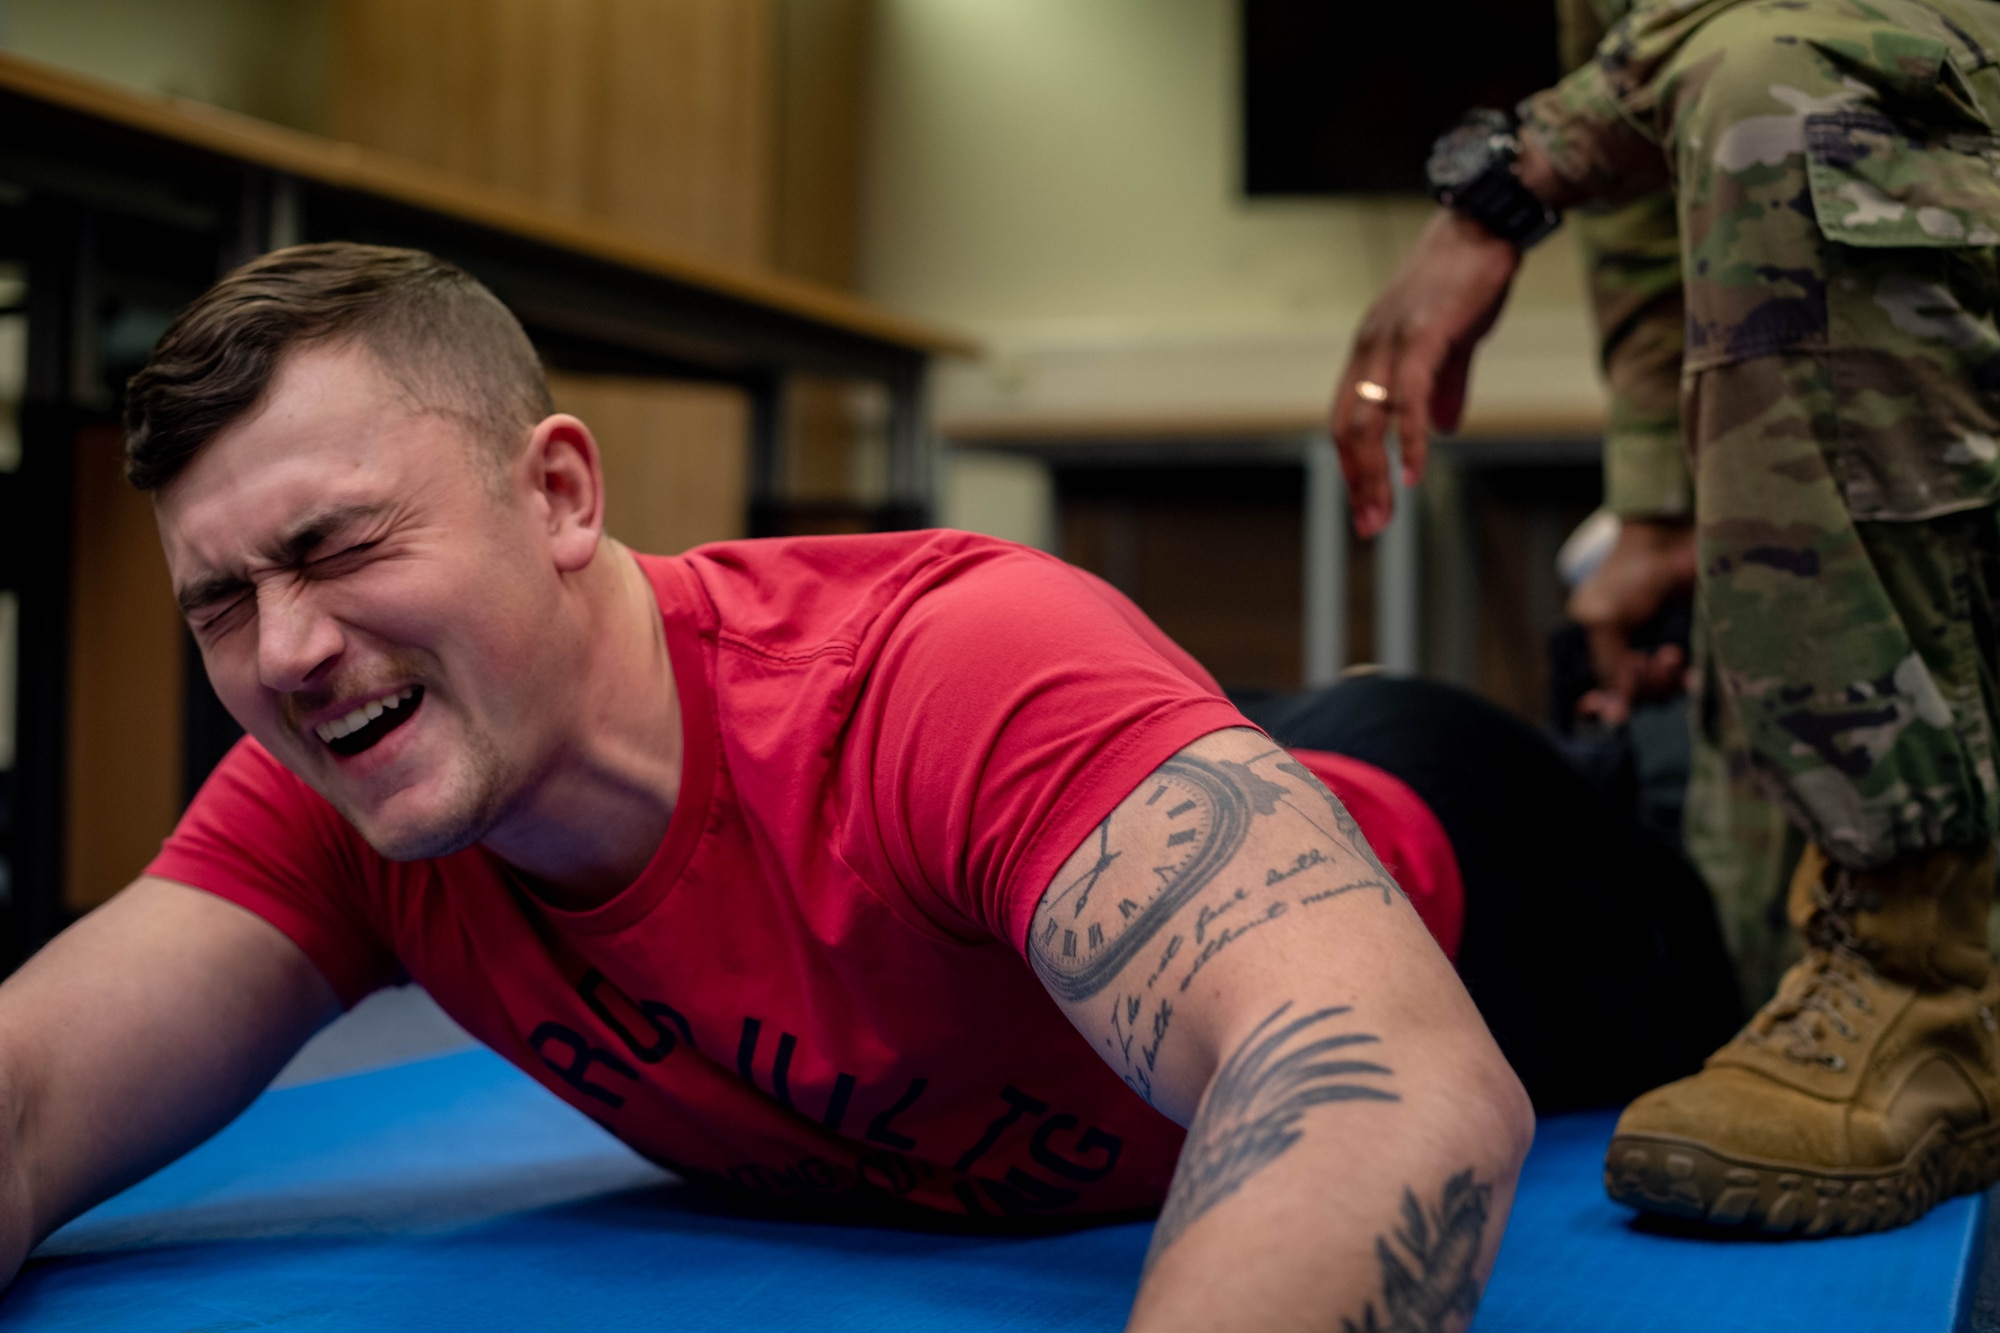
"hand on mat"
1331,208,1520,539
1568,518,1697,726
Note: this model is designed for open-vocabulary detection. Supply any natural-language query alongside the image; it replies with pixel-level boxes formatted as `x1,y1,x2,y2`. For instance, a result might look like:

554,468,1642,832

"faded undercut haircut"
123,242,554,492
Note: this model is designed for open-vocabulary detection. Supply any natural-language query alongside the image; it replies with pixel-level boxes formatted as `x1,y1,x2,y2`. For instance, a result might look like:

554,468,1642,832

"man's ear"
521,414,606,573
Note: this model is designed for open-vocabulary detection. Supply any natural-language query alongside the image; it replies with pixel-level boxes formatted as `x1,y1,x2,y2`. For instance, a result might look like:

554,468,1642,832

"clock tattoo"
1030,754,1254,1003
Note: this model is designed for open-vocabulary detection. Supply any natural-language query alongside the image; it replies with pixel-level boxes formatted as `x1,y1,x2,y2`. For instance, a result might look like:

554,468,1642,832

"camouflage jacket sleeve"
1576,195,1693,516
1523,0,1757,208
1555,0,1694,516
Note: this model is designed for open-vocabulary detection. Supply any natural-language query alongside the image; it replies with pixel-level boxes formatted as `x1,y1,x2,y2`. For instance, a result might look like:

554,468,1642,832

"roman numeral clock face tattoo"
1034,756,1251,1004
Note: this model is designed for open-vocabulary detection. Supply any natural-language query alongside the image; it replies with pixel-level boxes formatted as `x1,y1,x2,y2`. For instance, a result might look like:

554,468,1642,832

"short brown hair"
124,242,554,491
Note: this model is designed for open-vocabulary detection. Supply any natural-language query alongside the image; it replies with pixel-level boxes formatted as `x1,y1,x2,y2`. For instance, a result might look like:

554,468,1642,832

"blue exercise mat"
3,1049,1984,1330
1479,1113,1985,1333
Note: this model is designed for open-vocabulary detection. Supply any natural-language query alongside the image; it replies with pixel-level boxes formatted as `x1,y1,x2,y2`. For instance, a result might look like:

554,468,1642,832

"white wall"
941,448,1055,550
861,0,1604,437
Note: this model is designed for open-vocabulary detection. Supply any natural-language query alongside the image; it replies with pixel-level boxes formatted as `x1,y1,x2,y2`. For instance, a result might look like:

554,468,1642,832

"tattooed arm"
1027,728,1533,1333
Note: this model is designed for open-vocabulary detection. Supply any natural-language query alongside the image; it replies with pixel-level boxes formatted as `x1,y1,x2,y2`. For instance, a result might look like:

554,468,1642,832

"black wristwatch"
1425,109,1561,249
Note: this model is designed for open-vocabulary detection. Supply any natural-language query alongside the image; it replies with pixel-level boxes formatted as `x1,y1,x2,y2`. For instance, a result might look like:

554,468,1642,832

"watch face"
1426,109,1514,193
1031,754,1252,1003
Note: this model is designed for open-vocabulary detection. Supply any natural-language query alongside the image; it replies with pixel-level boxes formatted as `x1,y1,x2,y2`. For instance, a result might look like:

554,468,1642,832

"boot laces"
1754,869,1875,1070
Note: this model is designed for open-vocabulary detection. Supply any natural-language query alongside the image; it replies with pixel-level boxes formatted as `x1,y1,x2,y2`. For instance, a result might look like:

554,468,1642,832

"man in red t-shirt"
0,243,1531,1331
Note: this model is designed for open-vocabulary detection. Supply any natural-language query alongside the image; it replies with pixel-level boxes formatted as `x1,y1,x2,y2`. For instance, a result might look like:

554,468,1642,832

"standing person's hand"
1567,518,1697,725
1332,209,1521,538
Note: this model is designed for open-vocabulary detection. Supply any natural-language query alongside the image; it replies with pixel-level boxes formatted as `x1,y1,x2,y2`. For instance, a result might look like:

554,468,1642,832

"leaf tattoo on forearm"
1344,1170,1493,1333
1144,1002,1397,1271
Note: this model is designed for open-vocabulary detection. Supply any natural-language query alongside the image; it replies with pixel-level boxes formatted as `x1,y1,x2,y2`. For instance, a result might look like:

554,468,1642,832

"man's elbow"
1403,1008,1536,1186
1466,1041,1537,1178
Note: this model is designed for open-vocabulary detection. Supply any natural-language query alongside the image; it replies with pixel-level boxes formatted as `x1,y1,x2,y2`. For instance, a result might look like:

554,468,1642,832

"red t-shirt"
149,530,1462,1219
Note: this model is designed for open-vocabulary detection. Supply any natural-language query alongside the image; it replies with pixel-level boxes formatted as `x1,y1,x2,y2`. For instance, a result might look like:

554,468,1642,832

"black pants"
1239,674,1743,1113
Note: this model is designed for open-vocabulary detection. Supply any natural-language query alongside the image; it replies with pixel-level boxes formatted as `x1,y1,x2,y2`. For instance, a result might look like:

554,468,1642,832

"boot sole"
1604,1118,2000,1237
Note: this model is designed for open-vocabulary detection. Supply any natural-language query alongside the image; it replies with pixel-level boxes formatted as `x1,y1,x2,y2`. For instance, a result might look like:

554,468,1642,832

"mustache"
279,655,431,733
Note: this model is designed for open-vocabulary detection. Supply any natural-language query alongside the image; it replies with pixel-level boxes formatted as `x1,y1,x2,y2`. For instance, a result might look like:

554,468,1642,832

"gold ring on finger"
1355,380,1391,405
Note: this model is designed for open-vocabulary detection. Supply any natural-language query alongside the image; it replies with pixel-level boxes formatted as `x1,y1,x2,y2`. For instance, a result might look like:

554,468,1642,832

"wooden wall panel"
334,0,772,561
549,373,748,556
333,0,776,265
65,423,184,912
1057,467,1304,693
773,0,869,287
332,0,879,515
770,0,875,500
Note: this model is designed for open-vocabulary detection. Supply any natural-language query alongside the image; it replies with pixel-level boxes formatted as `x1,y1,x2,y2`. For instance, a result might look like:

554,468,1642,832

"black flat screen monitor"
1242,0,1561,196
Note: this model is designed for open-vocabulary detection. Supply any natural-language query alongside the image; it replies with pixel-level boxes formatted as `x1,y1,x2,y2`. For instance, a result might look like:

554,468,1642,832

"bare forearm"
1128,1018,1529,1332
0,880,337,1283
0,1063,32,1288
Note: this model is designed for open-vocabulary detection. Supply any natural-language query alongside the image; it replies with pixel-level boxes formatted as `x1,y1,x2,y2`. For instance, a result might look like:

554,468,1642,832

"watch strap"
1429,111,1562,249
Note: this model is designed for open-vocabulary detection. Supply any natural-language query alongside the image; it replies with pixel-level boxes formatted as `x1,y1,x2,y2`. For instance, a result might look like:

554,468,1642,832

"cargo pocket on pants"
1803,109,2000,520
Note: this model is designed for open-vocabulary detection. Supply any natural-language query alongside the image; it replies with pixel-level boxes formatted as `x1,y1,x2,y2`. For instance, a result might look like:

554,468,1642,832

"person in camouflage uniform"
1334,0,2000,1235
1558,0,1805,1012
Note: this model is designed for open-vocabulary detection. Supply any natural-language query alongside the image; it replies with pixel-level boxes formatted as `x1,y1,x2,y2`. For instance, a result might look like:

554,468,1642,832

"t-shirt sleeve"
145,737,403,1007
845,548,1249,956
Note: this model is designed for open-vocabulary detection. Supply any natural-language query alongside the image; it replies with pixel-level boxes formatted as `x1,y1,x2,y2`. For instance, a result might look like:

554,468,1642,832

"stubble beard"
272,652,517,861
341,717,517,862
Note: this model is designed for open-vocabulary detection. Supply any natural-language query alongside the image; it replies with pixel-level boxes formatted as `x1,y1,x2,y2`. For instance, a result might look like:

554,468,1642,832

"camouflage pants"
1658,0,2000,868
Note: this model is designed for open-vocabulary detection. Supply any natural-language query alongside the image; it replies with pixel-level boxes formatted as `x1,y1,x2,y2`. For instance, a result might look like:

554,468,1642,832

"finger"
1390,336,1442,491
1345,432,1393,539
1332,355,1398,538
1332,386,1394,535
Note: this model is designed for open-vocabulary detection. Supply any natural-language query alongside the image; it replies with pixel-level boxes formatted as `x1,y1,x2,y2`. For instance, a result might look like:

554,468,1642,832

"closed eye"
194,593,254,638
305,540,382,577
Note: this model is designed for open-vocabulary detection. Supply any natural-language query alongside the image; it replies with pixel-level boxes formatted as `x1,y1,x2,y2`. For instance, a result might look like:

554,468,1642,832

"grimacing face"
153,342,582,860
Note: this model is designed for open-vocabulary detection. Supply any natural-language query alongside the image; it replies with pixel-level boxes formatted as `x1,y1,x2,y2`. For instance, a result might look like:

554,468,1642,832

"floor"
270,984,475,1088
1980,1195,2000,1333
280,986,2000,1327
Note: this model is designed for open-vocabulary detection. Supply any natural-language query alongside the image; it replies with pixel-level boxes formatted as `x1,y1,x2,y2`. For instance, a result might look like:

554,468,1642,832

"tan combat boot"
1604,842,2000,1235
